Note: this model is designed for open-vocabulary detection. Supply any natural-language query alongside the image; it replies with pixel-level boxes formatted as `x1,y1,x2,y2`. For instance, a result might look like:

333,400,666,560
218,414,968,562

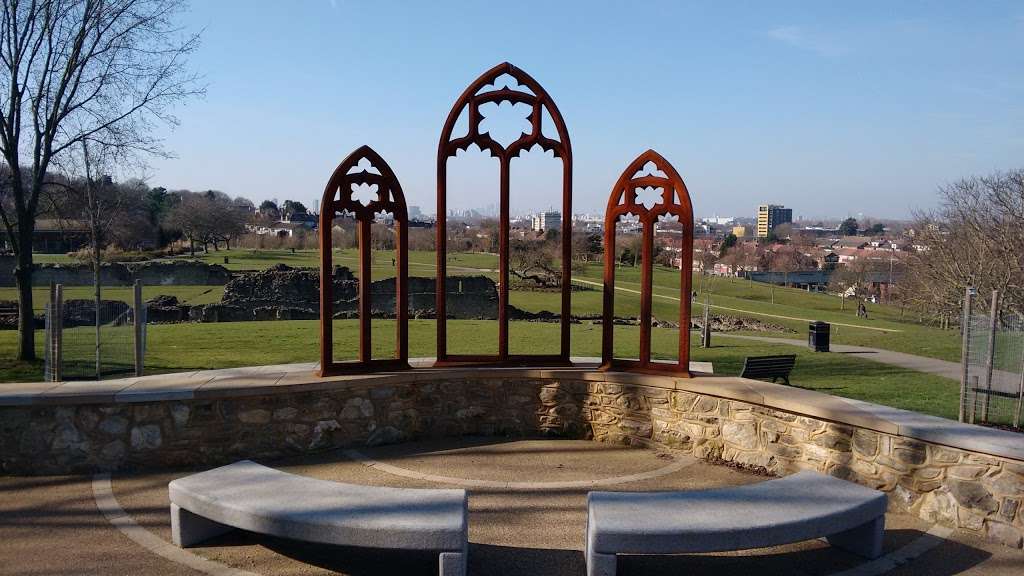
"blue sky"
149,1,1024,220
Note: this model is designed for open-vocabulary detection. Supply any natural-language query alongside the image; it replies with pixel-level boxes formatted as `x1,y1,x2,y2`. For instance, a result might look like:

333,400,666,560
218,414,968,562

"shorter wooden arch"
601,149,694,375
318,145,409,376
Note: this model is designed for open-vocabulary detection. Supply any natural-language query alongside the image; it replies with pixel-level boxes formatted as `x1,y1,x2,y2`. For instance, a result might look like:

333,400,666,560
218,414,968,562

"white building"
700,215,734,226
531,211,561,233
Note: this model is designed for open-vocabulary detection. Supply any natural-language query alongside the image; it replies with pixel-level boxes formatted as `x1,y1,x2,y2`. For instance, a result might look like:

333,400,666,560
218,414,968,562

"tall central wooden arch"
435,62,573,365
602,149,694,375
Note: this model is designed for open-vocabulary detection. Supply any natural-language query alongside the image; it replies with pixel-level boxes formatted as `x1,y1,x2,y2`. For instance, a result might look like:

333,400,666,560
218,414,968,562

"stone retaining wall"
1,374,1021,549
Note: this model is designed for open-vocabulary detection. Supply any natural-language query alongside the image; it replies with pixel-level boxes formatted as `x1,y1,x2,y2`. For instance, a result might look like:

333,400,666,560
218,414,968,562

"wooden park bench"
169,460,469,576
585,471,887,576
739,354,797,385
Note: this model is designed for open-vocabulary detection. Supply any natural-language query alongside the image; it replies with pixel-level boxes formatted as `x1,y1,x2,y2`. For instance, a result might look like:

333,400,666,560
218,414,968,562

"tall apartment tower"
757,204,793,238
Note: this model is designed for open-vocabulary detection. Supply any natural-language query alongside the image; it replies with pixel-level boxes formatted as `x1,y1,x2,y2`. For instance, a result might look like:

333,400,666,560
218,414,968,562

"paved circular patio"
1,437,1019,575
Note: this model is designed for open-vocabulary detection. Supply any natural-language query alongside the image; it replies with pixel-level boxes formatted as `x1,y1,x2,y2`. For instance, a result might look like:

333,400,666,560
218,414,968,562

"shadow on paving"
186,529,992,576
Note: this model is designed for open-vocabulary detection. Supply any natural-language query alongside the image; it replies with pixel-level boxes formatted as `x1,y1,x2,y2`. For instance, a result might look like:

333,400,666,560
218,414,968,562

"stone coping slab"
2,360,1021,463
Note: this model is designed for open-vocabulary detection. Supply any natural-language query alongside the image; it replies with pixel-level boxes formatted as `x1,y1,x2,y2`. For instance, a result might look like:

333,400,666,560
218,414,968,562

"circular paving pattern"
95,439,977,576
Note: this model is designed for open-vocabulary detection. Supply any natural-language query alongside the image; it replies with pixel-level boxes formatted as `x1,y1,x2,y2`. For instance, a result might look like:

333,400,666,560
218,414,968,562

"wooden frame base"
600,359,691,377
434,354,573,368
318,359,411,377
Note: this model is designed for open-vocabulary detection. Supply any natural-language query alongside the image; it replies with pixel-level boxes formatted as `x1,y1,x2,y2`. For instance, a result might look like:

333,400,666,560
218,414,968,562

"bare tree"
906,170,1024,323
571,229,601,264
165,192,209,256
0,0,202,360
72,142,115,378
370,222,395,251
510,236,559,288
828,263,860,311
405,226,432,252
694,237,717,294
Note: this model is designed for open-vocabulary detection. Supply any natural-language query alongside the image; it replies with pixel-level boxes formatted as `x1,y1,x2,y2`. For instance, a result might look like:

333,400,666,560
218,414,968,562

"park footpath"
727,335,962,381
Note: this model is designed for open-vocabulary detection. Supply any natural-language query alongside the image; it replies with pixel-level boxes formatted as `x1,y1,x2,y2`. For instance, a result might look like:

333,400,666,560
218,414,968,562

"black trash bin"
809,321,830,352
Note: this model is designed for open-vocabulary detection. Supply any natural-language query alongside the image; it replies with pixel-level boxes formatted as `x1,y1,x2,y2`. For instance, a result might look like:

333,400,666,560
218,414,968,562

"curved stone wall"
1,366,1022,548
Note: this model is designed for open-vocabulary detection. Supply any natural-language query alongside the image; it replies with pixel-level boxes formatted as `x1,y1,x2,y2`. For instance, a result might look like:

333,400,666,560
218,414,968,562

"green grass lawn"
0,319,961,421
179,248,499,276
573,264,962,362
0,285,225,311
18,248,964,363
177,249,956,339
31,253,79,265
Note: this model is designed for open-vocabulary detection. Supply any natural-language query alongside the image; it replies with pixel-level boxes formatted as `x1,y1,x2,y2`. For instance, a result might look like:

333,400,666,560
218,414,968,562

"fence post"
54,283,64,382
47,282,55,382
959,287,974,423
980,290,1000,422
1014,340,1024,429
701,291,711,348
133,279,144,377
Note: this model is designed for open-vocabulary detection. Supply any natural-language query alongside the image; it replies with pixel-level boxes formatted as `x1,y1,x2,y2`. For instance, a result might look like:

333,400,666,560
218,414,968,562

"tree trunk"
93,240,102,380
14,227,36,361
189,238,195,256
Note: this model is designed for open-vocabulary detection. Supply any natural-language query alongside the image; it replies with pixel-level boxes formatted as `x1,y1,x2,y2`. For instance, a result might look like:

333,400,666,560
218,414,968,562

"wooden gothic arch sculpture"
602,149,694,375
435,62,573,365
318,146,409,376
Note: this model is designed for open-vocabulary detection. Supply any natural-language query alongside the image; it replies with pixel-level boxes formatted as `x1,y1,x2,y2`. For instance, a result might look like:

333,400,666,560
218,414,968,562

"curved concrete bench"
586,471,886,576
168,460,468,576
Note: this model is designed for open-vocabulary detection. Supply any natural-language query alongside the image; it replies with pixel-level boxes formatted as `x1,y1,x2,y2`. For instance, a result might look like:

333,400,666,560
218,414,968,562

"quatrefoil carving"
478,101,533,149
351,183,379,207
635,186,664,210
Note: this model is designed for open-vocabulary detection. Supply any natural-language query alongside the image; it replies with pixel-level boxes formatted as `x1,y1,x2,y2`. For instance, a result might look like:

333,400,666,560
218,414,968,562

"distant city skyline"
146,2,1024,219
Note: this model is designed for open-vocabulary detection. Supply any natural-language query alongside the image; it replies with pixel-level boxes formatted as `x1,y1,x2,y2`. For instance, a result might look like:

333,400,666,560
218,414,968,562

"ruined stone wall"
1,376,1020,548
205,266,502,321
0,260,233,287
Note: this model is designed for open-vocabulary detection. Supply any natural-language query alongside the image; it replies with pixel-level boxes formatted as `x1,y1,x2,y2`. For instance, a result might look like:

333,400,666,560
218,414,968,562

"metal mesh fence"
963,311,1024,428
44,296,146,381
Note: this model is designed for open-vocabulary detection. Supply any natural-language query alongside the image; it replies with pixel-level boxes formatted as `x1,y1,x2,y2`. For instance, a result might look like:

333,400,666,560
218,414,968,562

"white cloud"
766,25,845,57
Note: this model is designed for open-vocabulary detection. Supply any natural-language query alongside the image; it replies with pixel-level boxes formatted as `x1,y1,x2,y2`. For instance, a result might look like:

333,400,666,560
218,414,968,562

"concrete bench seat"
168,460,468,576
586,471,886,576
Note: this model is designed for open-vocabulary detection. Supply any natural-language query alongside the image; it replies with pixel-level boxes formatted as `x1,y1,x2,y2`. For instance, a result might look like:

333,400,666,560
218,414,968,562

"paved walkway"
4,438,1019,575
725,334,963,381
